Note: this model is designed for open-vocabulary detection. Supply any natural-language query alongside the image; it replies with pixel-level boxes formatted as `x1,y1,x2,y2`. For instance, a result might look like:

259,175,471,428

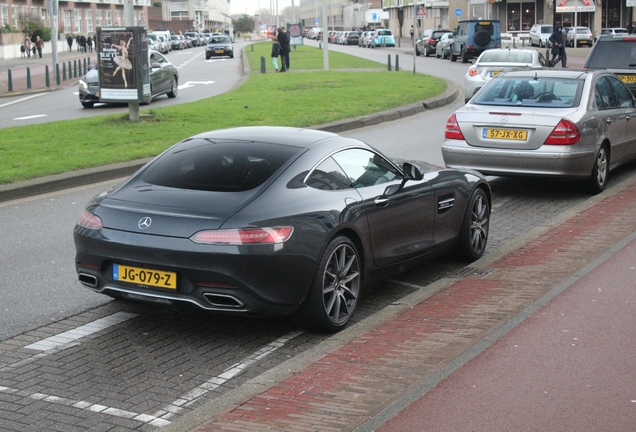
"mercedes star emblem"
138,217,152,230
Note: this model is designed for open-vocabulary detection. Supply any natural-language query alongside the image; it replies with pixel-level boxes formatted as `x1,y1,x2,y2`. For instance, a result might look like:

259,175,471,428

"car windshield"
209,36,230,43
479,51,533,63
472,77,583,107
141,139,302,192
587,39,636,68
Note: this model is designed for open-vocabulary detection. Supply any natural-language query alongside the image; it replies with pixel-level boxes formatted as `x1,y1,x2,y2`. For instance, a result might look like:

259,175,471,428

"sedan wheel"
588,145,608,194
167,77,178,98
301,236,361,332
457,188,490,262
81,101,94,108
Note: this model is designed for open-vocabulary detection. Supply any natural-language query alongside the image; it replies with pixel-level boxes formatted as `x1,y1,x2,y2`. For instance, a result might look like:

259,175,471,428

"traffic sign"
416,5,427,18
455,8,463,16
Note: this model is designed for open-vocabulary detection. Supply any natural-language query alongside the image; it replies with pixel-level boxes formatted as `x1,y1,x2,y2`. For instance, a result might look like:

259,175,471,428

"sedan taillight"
191,226,294,245
78,210,103,229
544,119,581,145
445,114,465,140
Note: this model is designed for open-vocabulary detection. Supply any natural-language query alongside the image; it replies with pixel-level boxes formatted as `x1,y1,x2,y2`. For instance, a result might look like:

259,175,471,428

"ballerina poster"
97,27,150,102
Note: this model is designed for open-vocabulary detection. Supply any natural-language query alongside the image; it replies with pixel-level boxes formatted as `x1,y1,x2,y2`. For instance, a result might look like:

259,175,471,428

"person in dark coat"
548,25,567,68
271,36,282,72
67,35,73,51
277,26,291,72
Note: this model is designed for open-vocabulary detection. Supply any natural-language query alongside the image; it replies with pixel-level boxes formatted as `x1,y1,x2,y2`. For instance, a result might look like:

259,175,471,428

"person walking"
549,25,567,68
35,35,44,58
271,36,282,73
24,37,32,58
410,25,415,41
87,36,93,53
277,27,291,72
80,34,86,53
67,34,73,52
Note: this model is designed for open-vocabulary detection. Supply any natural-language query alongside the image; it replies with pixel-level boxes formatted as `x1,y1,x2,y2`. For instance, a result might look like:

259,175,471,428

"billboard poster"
97,27,150,103
288,23,304,46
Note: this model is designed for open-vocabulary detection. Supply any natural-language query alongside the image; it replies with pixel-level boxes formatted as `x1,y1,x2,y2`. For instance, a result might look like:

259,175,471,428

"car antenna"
533,71,538,81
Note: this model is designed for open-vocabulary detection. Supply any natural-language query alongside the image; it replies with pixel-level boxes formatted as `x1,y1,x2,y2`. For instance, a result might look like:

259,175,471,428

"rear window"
474,24,495,35
480,51,532,63
587,40,636,69
141,140,302,192
377,30,392,36
432,31,450,38
541,26,552,33
473,77,583,107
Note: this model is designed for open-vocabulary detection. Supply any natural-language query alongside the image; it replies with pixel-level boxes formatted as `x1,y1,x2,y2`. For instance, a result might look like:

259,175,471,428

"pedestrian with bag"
549,25,567,68
24,37,32,58
277,26,291,72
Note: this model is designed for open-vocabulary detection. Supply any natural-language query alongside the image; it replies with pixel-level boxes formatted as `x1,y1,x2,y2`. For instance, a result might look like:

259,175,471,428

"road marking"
152,330,304,421
0,92,47,108
178,80,215,89
24,312,138,351
14,114,47,120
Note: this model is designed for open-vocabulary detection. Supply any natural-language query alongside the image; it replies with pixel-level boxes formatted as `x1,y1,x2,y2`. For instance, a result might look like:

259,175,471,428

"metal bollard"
63,62,67,81
260,56,266,73
26,67,32,89
46,65,50,88
68,61,71,78
522,38,525,47
395,54,399,71
388,54,392,71
251,44,254,51
56,63,61,85
7,69,12,92
74,60,77,78
78,60,82,76
84,58,87,73
319,42,322,49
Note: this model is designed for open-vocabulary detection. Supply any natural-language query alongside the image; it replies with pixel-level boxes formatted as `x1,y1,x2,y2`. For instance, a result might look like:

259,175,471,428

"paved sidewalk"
151,173,636,431
0,48,96,97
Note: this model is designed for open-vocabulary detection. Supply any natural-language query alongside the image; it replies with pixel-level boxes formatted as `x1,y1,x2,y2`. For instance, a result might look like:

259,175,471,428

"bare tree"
17,11,44,39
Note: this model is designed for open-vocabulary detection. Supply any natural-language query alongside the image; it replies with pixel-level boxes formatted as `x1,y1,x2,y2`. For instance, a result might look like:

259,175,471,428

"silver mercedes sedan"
442,70,636,194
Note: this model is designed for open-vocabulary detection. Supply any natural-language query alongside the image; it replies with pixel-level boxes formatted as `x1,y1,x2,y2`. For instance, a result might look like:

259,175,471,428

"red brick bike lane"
181,176,636,432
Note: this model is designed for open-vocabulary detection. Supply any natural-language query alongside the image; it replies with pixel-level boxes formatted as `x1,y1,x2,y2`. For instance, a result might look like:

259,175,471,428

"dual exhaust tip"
77,273,244,308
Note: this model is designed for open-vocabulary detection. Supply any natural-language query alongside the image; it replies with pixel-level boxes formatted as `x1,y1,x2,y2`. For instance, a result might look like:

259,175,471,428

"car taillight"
544,119,581,145
468,68,481,76
190,226,294,245
429,38,435,43
445,114,465,140
624,38,636,41
78,210,103,229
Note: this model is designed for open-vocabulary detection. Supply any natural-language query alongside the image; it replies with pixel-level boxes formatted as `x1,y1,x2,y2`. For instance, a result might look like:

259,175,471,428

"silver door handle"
374,197,389,207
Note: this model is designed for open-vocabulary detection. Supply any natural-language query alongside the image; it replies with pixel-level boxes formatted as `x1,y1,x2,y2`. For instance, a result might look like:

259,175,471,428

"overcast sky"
230,0,293,16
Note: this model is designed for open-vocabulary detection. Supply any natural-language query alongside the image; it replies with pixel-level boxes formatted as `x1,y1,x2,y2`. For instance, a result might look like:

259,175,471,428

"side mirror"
402,162,424,181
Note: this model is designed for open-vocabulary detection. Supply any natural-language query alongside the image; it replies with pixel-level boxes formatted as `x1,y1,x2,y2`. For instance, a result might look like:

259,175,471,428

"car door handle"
606,118,615,124
374,197,389,207
627,115,632,121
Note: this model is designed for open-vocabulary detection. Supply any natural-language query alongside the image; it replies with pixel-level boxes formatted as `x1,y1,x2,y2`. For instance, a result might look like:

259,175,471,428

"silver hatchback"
443,70,636,194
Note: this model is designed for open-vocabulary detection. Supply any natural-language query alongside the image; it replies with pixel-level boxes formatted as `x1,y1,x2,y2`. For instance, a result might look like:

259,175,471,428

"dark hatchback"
74,127,491,332
584,34,636,96
205,35,234,59
415,29,452,57
78,50,179,108
344,31,360,45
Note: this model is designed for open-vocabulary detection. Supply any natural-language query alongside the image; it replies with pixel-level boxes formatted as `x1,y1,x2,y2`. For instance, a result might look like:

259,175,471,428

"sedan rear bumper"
442,141,597,178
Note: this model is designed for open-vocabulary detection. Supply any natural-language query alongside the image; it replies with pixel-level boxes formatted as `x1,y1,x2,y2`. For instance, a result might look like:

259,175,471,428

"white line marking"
24,312,138,351
14,114,47,120
0,92,47,108
153,330,304,421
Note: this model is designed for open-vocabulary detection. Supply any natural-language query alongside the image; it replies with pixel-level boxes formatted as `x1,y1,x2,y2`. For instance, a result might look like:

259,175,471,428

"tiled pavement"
170,176,636,431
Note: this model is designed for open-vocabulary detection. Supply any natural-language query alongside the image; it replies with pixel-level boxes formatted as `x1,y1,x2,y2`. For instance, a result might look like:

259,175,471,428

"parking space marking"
24,312,138,351
153,330,304,421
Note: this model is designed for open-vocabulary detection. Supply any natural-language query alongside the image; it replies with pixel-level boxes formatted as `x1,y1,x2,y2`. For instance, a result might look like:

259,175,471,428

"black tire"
205,55,210,59
450,45,458,62
415,46,420,56
456,188,490,262
587,144,609,194
81,101,94,108
300,236,361,332
424,47,430,57
167,77,178,98
436,49,441,58
461,47,469,63
538,39,543,48
473,30,491,46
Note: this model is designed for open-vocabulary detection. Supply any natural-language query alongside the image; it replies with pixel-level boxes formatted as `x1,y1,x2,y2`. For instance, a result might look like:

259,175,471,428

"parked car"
529,24,553,47
78,50,178,108
156,35,170,54
74,126,491,332
565,26,593,47
435,33,455,59
415,28,452,57
450,19,502,63
361,31,374,47
370,29,395,48
464,49,548,102
358,31,368,47
147,33,162,52
180,34,191,48
205,35,234,59
170,34,183,50
584,33,636,96
184,31,200,47
343,31,360,45
442,70,636,194
595,27,629,42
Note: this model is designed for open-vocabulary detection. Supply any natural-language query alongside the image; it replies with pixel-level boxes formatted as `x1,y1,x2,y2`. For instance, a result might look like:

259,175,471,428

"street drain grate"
449,267,497,279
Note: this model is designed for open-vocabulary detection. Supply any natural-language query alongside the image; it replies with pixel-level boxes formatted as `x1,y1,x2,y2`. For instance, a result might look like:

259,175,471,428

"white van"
151,31,172,52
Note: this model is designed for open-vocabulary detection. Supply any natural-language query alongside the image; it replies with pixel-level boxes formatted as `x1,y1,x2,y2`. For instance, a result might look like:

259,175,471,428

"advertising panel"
97,27,150,103
288,23,304,46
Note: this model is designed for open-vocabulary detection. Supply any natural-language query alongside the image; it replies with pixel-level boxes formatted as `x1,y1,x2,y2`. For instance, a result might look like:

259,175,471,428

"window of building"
95,10,102,28
11,5,18,28
1,5,9,28
115,10,121,26
63,10,71,33
106,10,112,27
86,9,93,32
73,10,81,33
507,1,535,31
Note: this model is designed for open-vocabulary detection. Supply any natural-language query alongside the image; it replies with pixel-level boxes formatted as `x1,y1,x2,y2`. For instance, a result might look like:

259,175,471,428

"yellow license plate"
113,264,177,289
489,70,502,77
215,49,224,53
483,128,528,140
618,75,636,83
